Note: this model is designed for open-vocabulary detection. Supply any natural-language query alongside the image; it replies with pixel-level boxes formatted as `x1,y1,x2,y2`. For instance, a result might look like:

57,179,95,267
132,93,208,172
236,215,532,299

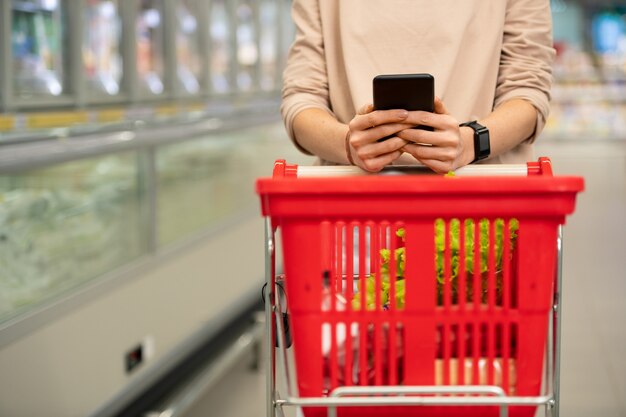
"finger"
368,123,413,141
398,127,460,148
402,143,456,162
403,111,457,131
415,158,455,174
434,96,450,115
359,150,404,173
402,143,440,160
350,109,408,131
357,103,375,115
396,127,439,145
351,122,409,146
355,137,407,160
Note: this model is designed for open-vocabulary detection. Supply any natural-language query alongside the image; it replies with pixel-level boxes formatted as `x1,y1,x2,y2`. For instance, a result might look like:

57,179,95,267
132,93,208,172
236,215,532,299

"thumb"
434,96,449,115
357,103,375,115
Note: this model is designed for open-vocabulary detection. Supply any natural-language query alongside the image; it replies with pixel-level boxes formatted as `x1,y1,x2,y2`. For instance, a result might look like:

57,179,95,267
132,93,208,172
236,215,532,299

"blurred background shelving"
546,0,626,141
0,0,624,141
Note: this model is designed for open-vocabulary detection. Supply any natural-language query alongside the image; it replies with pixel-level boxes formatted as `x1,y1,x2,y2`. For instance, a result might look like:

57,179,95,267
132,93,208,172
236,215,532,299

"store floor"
184,139,626,417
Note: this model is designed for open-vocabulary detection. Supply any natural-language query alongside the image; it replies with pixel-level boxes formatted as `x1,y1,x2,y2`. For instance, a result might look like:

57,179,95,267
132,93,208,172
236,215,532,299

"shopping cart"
256,158,583,417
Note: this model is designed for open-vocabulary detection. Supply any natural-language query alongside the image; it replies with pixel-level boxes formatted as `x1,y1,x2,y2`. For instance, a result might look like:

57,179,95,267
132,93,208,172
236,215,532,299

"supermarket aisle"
184,139,626,417
535,139,626,417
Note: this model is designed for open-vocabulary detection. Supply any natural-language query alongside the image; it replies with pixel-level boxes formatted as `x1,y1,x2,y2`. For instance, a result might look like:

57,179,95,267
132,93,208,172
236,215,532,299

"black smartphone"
373,73,435,136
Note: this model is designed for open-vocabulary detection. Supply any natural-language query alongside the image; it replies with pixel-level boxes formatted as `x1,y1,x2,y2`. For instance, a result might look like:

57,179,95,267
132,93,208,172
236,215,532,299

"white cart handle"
276,157,553,178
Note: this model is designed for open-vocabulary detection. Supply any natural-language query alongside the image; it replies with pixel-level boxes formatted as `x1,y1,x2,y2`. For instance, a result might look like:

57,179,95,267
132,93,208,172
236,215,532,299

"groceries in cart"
321,219,520,393
351,220,519,309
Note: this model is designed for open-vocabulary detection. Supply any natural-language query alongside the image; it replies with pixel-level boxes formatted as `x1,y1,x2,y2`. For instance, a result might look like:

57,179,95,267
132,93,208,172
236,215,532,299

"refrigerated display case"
83,0,123,97
0,107,313,417
0,152,145,324
209,0,233,94
136,0,165,96
1,0,296,115
157,136,233,245
11,0,66,98
0,101,297,328
175,0,202,95
157,126,268,245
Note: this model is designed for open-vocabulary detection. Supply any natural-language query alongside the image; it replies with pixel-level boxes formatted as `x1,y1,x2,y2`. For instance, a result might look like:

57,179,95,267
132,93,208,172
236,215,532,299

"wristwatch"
460,120,490,163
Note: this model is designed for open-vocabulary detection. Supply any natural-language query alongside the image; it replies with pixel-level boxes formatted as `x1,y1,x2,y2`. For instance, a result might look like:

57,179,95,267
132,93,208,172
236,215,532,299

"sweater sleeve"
280,0,334,154
494,0,556,142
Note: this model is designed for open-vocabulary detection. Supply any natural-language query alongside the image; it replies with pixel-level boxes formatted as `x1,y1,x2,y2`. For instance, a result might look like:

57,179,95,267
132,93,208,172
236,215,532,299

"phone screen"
373,73,434,135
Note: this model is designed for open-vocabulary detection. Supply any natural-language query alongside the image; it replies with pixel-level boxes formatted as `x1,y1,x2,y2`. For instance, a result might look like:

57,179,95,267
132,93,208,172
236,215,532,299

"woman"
281,0,555,173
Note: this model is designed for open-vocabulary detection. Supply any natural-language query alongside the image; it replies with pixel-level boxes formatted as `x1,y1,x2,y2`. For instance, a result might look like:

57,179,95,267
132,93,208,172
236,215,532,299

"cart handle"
273,157,553,178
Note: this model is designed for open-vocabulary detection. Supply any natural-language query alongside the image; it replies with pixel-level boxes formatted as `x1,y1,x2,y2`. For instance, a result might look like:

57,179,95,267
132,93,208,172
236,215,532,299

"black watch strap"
460,120,490,163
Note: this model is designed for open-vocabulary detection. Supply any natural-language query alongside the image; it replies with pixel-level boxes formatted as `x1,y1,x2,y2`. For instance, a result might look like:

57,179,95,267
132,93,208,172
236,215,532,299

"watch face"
475,126,490,160
464,121,490,162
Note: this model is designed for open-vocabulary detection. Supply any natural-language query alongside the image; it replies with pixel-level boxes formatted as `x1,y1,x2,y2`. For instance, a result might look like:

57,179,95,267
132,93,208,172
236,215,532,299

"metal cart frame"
262,165,567,417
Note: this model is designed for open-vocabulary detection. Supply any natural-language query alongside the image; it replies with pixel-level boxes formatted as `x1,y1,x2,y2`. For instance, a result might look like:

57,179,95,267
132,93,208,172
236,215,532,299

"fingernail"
398,110,409,118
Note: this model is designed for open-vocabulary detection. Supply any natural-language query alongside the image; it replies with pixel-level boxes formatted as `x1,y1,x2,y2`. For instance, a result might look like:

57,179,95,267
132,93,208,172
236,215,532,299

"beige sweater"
281,0,555,164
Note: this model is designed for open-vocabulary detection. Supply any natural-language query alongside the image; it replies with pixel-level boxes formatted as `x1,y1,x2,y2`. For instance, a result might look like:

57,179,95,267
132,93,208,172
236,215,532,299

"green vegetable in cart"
352,219,519,310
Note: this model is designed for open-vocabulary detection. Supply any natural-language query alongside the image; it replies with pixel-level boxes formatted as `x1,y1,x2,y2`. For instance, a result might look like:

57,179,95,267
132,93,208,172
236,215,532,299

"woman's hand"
398,97,474,173
347,104,413,172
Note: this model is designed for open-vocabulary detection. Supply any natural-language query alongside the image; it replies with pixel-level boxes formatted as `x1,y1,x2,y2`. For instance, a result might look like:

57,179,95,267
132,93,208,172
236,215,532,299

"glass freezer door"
11,0,65,98
259,0,278,92
209,0,232,94
135,0,165,96
83,0,123,97
175,0,202,95
0,153,145,325
235,0,258,93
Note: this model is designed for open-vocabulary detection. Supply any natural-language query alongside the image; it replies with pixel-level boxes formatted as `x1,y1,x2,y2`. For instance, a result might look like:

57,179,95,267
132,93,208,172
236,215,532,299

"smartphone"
373,73,434,136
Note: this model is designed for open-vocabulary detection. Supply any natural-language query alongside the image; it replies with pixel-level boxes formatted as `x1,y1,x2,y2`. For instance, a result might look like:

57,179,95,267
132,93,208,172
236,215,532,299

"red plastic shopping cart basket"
256,158,583,417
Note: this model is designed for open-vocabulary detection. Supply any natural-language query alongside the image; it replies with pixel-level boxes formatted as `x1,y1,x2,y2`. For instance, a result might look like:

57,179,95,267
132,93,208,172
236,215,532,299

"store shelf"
541,96,626,140
552,82,626,105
